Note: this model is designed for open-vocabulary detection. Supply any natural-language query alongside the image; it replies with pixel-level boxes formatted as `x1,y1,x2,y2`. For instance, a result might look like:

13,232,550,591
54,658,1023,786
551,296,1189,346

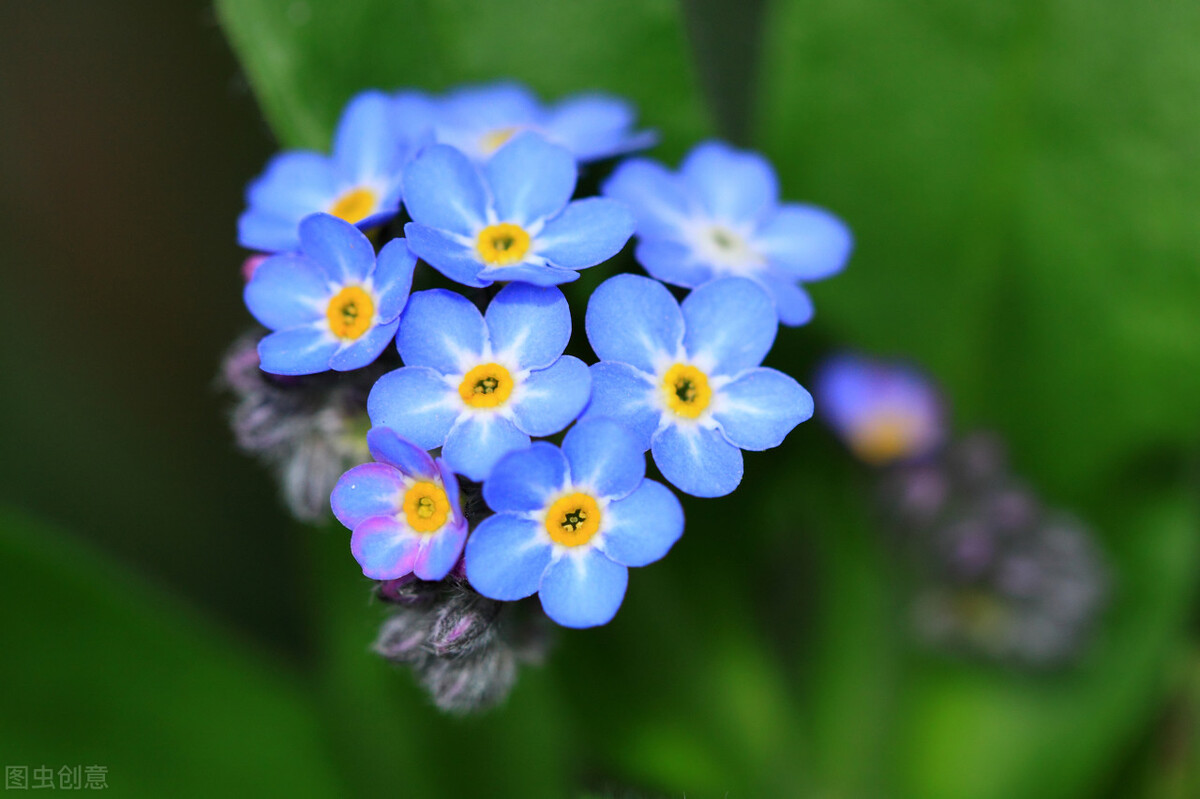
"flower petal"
585,274,684,374
403,223,488,288
366,427,438,479
478,263,578,287
539,549,628,628
238,210,308,254
599,479,684,567
257,326,339,376
298,213,376,284
756,203,852,281
464,513,552,601
562,418,645,500
651,423,743,498
580,362,660,451
402,143,489,235
437,458,462,509
543,93,655,162
512,355,591,437
485,132,576,226
351,516,421,580
329,317,397,372
332,90,404,184
482,442,569,513
601,158,692,239
367,366,460,449
373,238,417,321
681,277,776,376
441,414,531,482
755,273,815,327
243,253,327,331
413,520,468,581
680,141,778,223
536,197,634,269
331,462,404,530
713,367,812,451
633,238,712,288
395,289,486,374
485,283,570,371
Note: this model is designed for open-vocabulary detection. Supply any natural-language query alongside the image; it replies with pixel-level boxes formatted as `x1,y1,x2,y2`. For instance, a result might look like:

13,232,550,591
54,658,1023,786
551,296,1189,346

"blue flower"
813,354,945,465
583,274,813,497
402,132,635,288
332,428,468,581
400,82,655,163
367,283,591,481
602,141,852,326
465,418,683,628
239,91,413,252
244,214,416,375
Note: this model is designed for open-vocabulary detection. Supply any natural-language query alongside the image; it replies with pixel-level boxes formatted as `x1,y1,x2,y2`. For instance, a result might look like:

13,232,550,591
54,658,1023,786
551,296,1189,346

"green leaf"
758,0,1200,496
0,507,344,798
217,0,709,156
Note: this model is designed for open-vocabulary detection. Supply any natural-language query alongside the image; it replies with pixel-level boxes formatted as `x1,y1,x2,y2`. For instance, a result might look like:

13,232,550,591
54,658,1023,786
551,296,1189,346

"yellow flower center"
402,481,451,533
848,414,918,465
328,186,378,224
544,492,602,548
476,223,531,266
325,286,374,340
662,363,713,419
480,126,519,155
458,363,514,408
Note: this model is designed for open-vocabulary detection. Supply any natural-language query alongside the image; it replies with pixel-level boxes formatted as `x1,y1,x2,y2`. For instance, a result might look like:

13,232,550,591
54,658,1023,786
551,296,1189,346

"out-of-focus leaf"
0,507,344,798
758,0,1200,497
216,0,709,157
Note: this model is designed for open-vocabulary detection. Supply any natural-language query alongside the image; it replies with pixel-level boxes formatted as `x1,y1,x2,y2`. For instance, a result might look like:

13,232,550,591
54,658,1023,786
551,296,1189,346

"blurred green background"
1,0,1197,796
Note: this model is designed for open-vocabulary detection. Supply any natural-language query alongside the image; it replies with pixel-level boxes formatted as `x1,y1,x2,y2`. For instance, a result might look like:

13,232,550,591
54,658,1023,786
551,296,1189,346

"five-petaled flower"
244,213,416,375
603,141,852,326
403,132,635,287
395,82,656,163
332,427,468,581
367,283,591,481
584,274,813,497
813,353,945,466
239,91,410,253
465,419,683,628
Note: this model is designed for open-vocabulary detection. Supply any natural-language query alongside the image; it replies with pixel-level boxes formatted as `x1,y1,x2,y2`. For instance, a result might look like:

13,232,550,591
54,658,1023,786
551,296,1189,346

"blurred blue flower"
465,418,683,628
603,141,852,326
332,428,468,581
367,283,591,481
813,353,946,466
239,91,412,252
584,274,813,497
398,82,655,163
244,214,416,375
403,132,634,287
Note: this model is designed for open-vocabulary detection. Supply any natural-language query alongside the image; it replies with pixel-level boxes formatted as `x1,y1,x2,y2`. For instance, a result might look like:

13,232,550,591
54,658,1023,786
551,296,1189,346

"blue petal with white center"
512,356,592,437
367,367,460,450
536,198,635,269
600,480,684,568
299,213,375,284
585,274,684,374
464,513,552,601
401,144,489,236
485,133,576,226
482,443,569,514
681,278,776,376
243,254,328,331
485,284,570,371
413,522,468,581
257,327,339,376
580,362,660,451
442,415,531,482
713,367,813,451
542,94,657,162
632,238,712,288
373,239,418,321
366,427,437,480
757,204,853,281
539,549,629,629
680,141,778,223
330,463,404,530
402,224,493,288
602,158,692,239
651,423,744,498
395,289,486,374
328,319,400,372
562,419,645,500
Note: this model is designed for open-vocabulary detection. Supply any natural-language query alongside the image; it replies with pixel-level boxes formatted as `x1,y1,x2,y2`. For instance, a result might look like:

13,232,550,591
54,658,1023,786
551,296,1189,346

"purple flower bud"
373,609,435,663
428,593,501,658
416,641,517,715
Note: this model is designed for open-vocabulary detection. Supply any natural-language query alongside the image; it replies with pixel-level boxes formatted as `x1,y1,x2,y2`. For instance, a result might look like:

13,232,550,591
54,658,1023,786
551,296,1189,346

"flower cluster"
229,81,849,710
814,354,1109,666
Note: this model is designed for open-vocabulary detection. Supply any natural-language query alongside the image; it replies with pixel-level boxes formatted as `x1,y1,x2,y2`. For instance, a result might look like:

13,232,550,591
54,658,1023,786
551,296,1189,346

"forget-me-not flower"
244,213,416,375
403,132,634,287
813,354,945,465
465,418,683,628
367,283,591,481
239,91,410,252
602,141,852,326
584,274,813,497
332,427,468,581
401,82,655,163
